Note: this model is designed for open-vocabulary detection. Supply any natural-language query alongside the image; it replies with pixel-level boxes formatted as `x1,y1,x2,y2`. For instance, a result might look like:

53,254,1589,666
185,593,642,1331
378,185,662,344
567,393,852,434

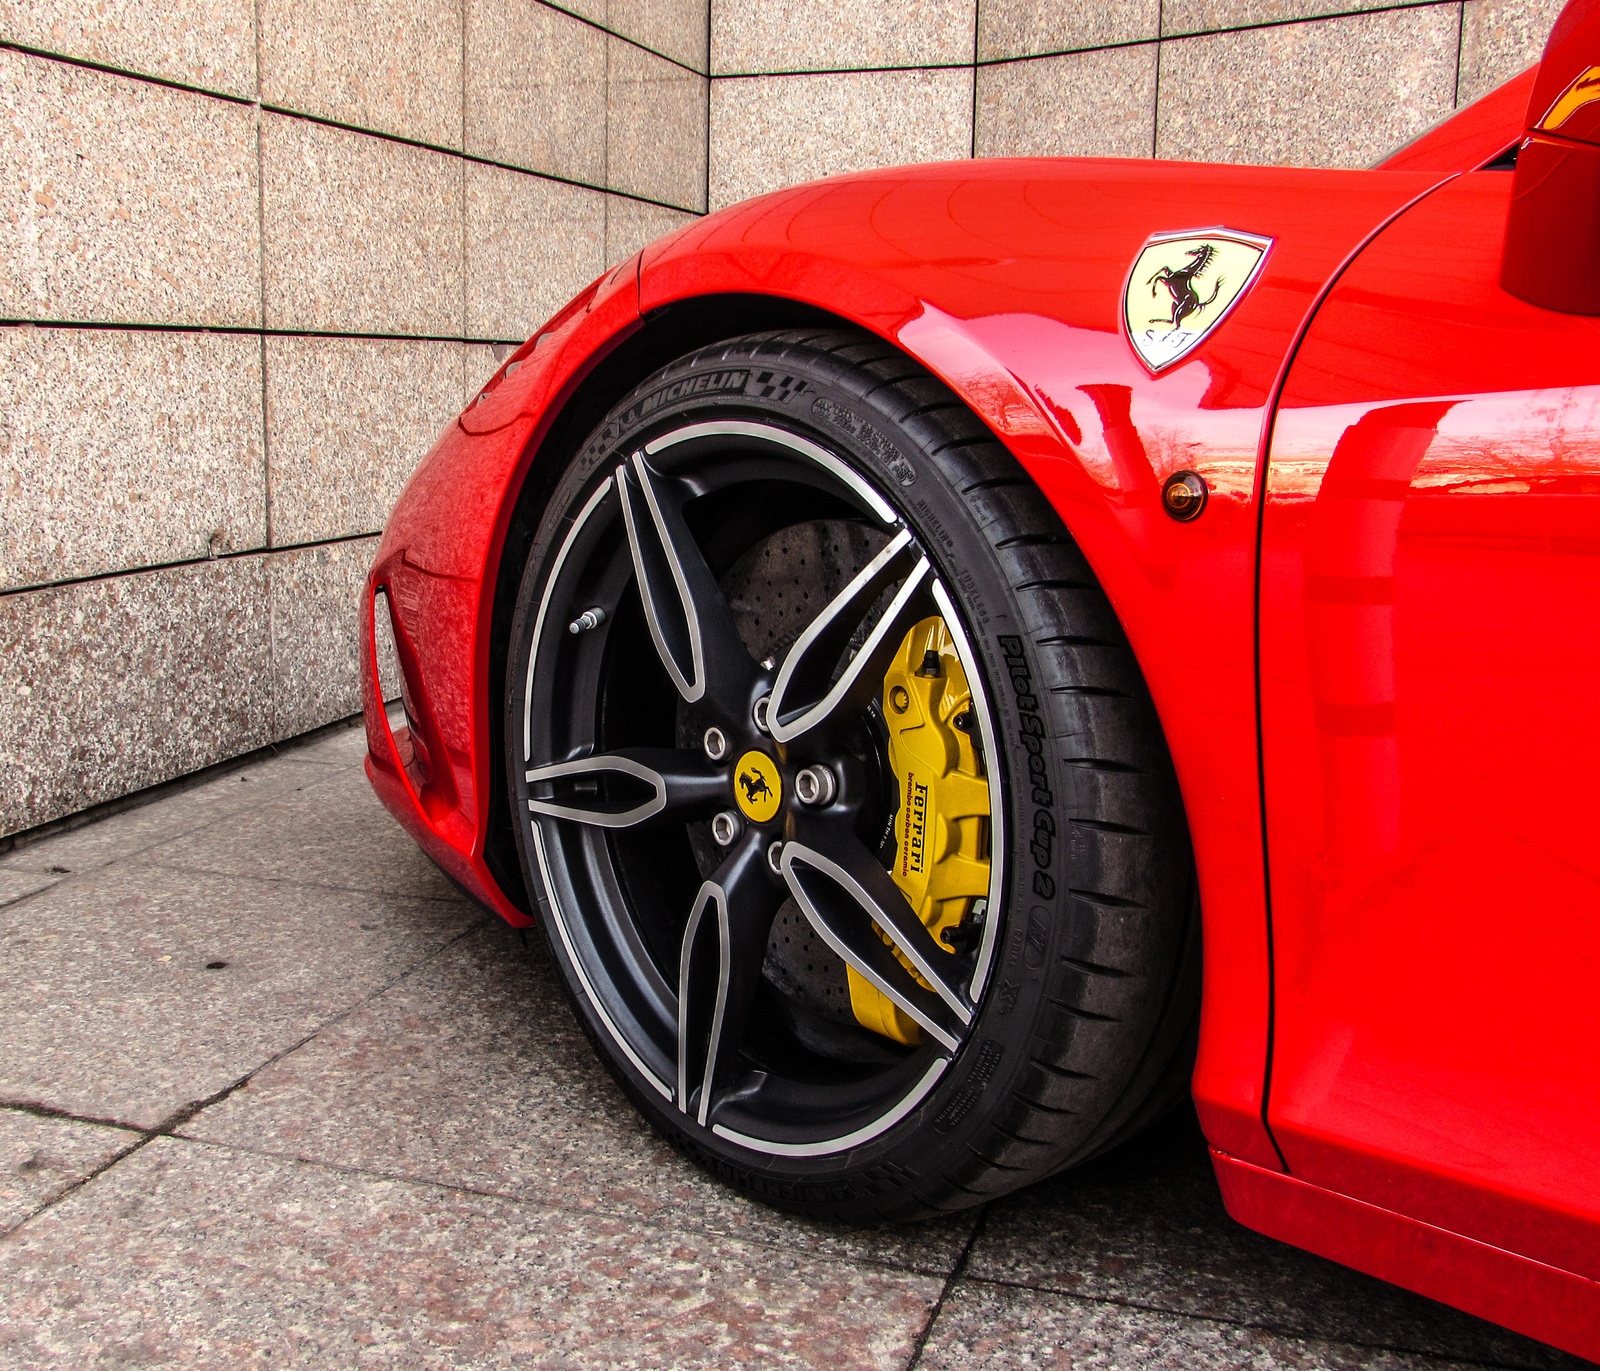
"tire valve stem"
567,606,606,635
941,898,988,954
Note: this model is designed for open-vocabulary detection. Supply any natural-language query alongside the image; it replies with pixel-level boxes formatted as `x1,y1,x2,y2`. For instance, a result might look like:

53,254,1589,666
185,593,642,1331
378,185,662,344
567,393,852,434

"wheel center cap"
733,750,782,823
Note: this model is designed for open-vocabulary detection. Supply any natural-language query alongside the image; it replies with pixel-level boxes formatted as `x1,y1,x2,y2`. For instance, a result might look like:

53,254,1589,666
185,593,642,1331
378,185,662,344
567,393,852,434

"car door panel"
1261,169,1600,1278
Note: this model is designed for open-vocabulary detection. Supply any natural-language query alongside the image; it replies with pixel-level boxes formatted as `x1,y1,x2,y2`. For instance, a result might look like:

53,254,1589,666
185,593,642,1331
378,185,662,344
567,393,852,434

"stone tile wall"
0,1,706,836
710,0,1564,207
0,0,1562,836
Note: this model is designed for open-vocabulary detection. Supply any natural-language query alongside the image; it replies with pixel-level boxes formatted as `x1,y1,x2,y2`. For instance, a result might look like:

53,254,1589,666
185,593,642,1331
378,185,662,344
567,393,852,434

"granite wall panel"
1155,6,1461,168
1460,0,1564,102
975,44,1156,158
268,537,380,740
466,166,608,342
0,557,273,833
1160,0,1400,37
264,337,463,548
607,37,709,210
712,0,974,74
466,0,607,184
0,326,265,591
976,0,1157,60
0,50,261,328
609,0,710,70
259,0,465,148
261,114,465,337
0,0,257,96
710,66,972,209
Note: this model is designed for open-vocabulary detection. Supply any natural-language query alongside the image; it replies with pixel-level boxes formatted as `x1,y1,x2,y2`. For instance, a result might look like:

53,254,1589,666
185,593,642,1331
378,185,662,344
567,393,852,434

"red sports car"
361,1,1600,1357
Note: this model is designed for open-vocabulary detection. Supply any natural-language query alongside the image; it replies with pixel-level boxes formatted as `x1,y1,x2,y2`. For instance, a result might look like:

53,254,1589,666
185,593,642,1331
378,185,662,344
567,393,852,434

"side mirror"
1501,0,1600,313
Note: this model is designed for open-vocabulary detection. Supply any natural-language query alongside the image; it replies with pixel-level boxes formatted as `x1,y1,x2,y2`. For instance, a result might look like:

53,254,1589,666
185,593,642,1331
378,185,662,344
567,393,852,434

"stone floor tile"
0,1111,133,1231
917,1280,1488,1371
0,1136,943,1369
0,863,477,1129
0,870,60,907
0,753,342,877
967,1109,1586,1371
139,762,459,903
184,921,977,1274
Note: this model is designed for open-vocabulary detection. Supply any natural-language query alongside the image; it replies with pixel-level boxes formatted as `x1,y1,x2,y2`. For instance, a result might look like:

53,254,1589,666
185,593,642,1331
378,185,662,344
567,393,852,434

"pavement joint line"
903,1203,988,1369
0,883,66,913
151,1129,977,1285
138,856,478,908
0,1098,146,1134
0,916,490,1243
951,1270,1553,1371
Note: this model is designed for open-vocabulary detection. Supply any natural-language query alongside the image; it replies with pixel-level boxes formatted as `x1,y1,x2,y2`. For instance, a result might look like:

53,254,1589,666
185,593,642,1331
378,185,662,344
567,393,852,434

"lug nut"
711,810,743,846
703,726,728,761
794,765,837,807
768,840,785,874
753,695,772,734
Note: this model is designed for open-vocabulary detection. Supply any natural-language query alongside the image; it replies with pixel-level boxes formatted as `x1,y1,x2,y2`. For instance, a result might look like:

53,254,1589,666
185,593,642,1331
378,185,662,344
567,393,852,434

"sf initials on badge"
1122,227,1273,373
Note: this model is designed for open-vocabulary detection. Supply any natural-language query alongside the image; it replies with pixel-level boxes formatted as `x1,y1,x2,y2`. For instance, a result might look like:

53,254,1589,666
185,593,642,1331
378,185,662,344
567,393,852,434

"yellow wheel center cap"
733,750,782,823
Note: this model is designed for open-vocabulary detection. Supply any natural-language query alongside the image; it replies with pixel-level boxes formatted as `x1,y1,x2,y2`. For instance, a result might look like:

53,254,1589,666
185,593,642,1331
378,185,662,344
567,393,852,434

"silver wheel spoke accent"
677,842,780,1125
525,749,723,828
779,837,971,1052
767,529,935,742
617,453,752,708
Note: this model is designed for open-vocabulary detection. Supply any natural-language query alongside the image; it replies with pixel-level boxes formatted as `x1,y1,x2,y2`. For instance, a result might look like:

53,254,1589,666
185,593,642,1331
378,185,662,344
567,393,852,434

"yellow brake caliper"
847,616,992,1045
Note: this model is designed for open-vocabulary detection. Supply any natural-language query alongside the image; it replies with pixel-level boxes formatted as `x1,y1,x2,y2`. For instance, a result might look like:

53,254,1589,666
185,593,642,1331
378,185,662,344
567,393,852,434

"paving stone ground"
0,718,1590,1369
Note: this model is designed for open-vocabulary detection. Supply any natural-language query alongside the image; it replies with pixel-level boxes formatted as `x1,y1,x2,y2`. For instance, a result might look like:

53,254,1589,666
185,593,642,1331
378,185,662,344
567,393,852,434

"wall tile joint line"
0,40,707,219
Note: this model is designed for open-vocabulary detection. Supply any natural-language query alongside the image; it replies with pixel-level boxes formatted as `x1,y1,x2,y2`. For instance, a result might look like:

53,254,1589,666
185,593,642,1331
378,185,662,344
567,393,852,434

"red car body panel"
1262,170,1600,1280
633,161,1451,1174
359,58,1600,1358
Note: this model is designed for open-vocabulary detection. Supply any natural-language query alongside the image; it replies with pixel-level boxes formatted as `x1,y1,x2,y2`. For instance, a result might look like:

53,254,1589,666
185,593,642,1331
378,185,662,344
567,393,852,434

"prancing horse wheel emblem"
1122,227,1273,373
734,750,782,823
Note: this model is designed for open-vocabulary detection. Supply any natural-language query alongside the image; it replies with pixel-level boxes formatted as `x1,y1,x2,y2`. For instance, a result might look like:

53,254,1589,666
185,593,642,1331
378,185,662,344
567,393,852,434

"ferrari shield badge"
1122,228,1273,373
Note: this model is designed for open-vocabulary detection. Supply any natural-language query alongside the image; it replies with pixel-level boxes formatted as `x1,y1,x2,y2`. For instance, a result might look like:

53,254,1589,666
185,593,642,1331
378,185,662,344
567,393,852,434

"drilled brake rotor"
709,520,993,1045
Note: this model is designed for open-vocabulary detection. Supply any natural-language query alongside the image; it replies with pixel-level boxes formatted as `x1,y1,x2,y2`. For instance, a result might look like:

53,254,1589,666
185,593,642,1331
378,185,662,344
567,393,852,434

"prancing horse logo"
732,749,782,823
1122,228,1273,373
1148,244,1226,329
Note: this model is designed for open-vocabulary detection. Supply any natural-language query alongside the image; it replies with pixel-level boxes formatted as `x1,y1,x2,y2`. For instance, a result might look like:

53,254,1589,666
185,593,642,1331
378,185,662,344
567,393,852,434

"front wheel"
505,329,1198,1221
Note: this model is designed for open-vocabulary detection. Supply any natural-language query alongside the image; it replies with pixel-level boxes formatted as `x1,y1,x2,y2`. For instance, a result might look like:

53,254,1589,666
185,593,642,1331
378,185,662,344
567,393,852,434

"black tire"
505,328,1198,1221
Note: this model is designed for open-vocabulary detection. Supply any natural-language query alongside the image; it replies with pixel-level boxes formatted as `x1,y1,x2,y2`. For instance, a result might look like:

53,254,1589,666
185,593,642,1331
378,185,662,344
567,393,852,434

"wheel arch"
480,285,1207,1020
481,256,1277,1168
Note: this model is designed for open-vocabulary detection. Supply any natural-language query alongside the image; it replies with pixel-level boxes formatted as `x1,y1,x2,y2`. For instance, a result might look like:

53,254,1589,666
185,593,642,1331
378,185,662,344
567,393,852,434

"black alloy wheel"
506,330,1199,1220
